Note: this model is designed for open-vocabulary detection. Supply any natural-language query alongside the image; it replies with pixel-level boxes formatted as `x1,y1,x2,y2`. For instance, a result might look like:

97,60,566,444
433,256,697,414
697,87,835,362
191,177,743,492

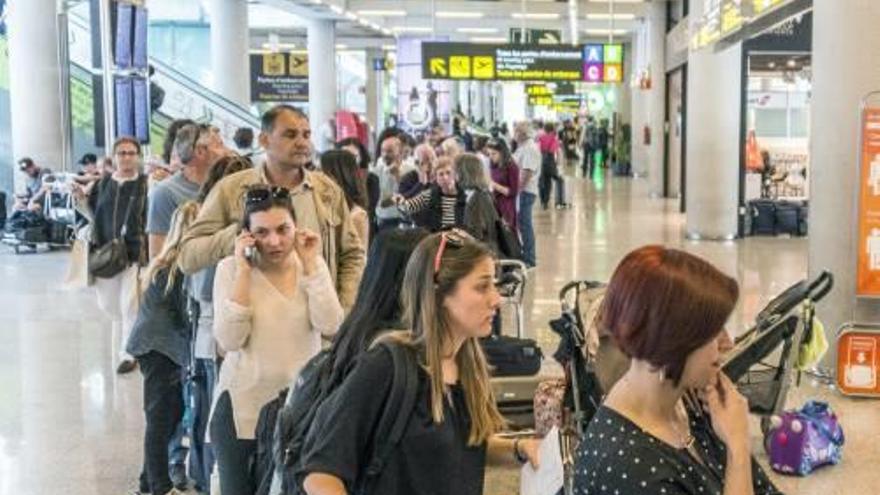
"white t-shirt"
513,138,541,196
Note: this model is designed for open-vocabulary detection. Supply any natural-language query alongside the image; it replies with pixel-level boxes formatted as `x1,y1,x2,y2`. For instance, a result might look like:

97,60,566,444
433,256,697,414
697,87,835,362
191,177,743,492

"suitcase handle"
807,270,833,303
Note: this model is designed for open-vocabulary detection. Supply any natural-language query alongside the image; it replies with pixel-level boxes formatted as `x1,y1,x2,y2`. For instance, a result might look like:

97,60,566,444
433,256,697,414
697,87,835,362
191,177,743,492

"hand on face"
294,228,320,274
700,373,750,453
234,230,257,268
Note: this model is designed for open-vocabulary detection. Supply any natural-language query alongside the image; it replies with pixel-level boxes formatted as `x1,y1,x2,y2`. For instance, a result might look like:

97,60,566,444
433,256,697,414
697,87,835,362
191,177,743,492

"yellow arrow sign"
430,57,448,76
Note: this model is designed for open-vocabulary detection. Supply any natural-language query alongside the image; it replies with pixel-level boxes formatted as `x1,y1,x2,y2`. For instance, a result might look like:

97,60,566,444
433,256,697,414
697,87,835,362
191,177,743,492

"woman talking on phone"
573,246,781,495
210,186,344,494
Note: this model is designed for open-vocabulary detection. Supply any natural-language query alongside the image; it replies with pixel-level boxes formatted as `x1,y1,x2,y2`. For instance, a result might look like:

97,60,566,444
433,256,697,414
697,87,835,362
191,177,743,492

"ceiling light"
382,44,397,51
586,13,636,21
512,13,560,20
261,42,297,50
768,61,777,69
392,26,433,33
335,44,349,50
584,28,628,36
436,12,484,19
344,12,357,20
587,0,643,3
381,28,393,36
329,4,343,15
787,59,797,68
470,36,508,43
357,18,370,26
457,27,499,34
357,10,406,17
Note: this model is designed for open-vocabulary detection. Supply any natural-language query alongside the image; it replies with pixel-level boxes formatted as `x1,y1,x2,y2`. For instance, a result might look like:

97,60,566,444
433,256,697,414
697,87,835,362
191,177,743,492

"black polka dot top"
572,406,783,495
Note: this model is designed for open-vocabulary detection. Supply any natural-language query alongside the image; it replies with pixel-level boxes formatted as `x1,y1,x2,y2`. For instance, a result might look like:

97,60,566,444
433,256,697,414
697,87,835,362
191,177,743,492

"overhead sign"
509,28,563,45
249,52,309,103
721,0,745,36
421,42,624,83
837,326,880,396
857,107,880,296
526,82,582,112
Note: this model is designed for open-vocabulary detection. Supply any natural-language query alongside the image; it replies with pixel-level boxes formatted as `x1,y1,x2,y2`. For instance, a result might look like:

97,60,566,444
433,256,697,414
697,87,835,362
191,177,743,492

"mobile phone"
244,245,257,264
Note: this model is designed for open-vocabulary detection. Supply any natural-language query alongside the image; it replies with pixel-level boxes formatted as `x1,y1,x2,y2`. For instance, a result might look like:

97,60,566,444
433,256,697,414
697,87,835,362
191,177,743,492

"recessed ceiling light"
357,10,406,17
583,28,628,36
457,27,500,34
768,61,777,68
392,26,433,33
436,12,484,19
511,13,560,20
471,36,508,43
787,59,797,68
586,13,636,21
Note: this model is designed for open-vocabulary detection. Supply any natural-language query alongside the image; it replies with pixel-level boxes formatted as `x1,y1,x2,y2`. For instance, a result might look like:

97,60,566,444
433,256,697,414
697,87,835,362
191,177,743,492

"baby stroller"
548,271,834,493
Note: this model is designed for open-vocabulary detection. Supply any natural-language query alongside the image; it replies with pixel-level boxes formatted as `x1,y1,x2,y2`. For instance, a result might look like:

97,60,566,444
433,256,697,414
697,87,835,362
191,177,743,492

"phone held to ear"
244,245,257,264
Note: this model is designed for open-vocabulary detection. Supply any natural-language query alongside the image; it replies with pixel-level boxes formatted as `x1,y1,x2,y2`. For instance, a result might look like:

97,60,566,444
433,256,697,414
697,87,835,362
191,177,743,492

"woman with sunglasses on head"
72,136,149,374
210,187,344,494
298,229,541,495
573,246,781,495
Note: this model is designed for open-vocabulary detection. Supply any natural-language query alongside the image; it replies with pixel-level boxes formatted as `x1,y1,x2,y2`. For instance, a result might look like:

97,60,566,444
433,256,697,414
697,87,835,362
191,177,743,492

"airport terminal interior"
2,1,880,494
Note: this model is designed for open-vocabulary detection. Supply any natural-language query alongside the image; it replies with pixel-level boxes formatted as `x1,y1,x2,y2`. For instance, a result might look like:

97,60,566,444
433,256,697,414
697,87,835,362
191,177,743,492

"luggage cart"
2,173,78,253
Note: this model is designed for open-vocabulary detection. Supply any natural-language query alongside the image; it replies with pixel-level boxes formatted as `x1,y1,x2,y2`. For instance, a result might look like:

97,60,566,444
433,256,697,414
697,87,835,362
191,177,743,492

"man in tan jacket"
178,105,364,309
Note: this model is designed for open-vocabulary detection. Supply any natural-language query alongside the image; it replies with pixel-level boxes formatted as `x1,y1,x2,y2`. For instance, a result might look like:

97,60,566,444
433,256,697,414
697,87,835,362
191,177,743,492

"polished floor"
1,170,876,495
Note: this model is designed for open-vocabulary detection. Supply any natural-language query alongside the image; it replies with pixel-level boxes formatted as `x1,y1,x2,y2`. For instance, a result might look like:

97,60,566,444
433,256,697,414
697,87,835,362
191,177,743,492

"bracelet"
513,438,528,464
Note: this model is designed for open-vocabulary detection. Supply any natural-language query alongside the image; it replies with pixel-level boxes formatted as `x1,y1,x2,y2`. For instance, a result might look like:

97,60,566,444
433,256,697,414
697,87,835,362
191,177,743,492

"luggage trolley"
2,172,78,253
488,259,545,429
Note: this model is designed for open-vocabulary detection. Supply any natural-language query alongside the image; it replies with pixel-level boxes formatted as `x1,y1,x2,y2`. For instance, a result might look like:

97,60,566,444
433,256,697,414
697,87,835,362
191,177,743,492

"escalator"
66,11,259,153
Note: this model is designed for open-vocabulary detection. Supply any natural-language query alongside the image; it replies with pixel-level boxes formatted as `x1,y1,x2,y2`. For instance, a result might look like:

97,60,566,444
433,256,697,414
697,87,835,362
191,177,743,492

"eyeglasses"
245,185,291,205
433,228,473,280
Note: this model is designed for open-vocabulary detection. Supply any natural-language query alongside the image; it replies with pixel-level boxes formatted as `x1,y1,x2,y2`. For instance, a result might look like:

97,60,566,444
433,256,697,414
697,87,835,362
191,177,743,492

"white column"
209,0,250,107
450,81,461,114
810,0,880,366
7,0,64,192
307,18,336,148
684,0,741,239
629,2,665,194
364,49,381,132
473,82,485,123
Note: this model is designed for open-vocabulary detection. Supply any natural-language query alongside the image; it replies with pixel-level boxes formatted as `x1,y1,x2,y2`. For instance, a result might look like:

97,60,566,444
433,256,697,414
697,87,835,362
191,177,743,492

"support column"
473,82,485,124
810,0,880,367
7,0,64,192
630,1,665,194
684,2,741,239
365,48,381,133
450,81,461,115
209,0,250,107
307,19,336,150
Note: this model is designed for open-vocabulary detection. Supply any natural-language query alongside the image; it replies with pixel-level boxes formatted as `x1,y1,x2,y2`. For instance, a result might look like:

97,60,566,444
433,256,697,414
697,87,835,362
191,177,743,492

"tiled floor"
0,170,876,495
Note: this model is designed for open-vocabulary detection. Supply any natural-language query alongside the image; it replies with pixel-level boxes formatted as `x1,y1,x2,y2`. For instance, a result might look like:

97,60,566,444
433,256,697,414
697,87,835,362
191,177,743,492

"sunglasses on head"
245,185,290,205
433,228,474,281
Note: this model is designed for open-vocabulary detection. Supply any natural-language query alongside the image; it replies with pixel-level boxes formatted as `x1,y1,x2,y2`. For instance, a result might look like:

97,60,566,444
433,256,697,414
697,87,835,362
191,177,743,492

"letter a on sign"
585,44,603,63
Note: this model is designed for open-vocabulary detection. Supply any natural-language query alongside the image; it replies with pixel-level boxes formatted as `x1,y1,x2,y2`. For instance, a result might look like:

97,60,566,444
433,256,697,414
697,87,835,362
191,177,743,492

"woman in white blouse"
210,186,344,495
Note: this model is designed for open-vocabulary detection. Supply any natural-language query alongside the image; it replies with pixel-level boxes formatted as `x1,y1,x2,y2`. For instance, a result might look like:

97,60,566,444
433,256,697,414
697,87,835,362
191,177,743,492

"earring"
658,369,666,383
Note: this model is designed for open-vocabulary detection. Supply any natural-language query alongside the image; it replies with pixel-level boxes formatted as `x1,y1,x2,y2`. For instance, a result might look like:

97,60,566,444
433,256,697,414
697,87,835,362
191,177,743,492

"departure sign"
421,42,624,83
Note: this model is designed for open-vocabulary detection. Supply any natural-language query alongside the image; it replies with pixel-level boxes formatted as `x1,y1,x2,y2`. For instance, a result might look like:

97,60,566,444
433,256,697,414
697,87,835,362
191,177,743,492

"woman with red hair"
573,245,781,495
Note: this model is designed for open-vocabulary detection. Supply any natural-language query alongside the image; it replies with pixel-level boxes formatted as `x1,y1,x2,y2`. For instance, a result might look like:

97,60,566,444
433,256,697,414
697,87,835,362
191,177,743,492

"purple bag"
765,400,844,476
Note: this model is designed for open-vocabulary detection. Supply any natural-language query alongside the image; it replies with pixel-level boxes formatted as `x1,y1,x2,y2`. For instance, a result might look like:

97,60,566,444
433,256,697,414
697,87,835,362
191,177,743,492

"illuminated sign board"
421,42,624,83
751,0,787,16
249,52,308,102
721,0,745,36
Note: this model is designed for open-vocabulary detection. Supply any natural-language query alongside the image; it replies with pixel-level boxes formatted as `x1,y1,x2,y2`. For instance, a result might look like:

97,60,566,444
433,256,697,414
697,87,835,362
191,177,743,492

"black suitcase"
481,335,543,377
797,204,809,236
750,200,776,236
775,201,799,236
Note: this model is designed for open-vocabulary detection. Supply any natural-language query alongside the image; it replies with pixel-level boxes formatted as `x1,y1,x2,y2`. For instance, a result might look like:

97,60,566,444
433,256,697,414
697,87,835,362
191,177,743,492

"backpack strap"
362,341,419,490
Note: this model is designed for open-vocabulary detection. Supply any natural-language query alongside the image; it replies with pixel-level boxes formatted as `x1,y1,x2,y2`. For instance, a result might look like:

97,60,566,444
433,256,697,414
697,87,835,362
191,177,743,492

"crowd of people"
12,104,782,495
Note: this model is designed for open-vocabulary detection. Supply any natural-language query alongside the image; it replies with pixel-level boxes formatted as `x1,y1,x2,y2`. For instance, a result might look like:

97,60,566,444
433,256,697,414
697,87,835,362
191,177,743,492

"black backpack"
270,340,420,495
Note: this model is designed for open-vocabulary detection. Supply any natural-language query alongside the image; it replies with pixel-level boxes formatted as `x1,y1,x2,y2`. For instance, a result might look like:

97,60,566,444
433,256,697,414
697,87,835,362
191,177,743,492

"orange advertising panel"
856,108,880,296
837,329,880,396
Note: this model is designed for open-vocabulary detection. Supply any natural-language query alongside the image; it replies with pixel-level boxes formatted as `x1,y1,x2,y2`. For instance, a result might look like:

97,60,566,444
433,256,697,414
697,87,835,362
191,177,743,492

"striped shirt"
398,188,459,229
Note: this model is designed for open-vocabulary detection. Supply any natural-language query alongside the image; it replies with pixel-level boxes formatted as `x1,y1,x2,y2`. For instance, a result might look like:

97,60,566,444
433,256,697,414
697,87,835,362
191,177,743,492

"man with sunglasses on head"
178,104,365,309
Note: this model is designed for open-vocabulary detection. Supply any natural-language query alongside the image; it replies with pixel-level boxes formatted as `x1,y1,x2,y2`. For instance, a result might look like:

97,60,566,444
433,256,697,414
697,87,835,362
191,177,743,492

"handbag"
765,400,844,476
89,176,145,279
495,217,523,260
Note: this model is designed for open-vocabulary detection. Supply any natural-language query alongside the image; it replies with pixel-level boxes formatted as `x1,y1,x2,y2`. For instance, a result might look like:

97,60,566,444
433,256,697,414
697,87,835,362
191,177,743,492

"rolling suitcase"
487,260,545,428
775,201,799,236
750,199,776,236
